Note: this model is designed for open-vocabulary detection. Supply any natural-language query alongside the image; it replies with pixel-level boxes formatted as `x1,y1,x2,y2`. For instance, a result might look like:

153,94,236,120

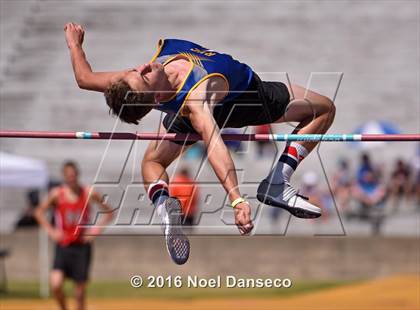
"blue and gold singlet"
151,39,254,116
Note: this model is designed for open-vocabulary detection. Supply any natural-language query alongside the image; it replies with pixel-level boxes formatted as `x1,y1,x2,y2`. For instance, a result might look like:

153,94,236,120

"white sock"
266,142,309,183
148,180,170,223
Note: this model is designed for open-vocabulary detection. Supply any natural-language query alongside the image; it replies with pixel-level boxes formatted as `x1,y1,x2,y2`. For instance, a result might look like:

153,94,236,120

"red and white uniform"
54,186,90,246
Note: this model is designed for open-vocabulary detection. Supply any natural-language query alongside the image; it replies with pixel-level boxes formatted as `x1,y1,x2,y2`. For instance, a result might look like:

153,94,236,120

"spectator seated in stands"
301,171,330,220
388,158,412,213
331,158,353,215
352,153,387,234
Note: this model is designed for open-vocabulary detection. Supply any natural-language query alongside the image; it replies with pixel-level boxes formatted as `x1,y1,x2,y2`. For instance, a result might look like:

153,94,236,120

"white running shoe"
257,179,322,219
160,197,190,265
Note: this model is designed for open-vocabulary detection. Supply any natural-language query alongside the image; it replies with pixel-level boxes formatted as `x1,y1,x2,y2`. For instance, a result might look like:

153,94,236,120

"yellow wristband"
231,197,246,208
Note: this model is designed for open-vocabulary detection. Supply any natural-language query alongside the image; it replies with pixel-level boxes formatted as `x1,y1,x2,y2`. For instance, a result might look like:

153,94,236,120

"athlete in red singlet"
54,184,91,246
35,161,113,310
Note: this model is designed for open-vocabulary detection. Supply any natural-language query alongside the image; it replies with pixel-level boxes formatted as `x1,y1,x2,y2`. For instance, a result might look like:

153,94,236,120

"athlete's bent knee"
321,95,336,117
329,99,336,121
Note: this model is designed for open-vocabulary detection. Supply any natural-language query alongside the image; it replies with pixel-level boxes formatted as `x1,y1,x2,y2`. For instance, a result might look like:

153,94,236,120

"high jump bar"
0,130,419,142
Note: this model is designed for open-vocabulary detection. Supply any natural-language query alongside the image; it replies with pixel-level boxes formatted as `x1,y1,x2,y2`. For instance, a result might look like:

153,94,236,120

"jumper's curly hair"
104,80,154,124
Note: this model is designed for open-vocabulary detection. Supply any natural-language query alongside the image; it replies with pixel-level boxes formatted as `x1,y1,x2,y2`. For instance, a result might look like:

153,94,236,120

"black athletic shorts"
162,72,290,145
53,243,92,282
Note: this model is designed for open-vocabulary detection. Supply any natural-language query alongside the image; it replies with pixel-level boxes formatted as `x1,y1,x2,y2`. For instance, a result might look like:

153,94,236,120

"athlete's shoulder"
151,38,201,62
50,185,62,198
84,185,100,202
81,185,92,197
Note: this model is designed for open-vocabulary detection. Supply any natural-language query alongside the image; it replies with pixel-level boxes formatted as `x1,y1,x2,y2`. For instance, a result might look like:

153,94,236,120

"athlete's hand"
82,227,101,243
234,202,254,235
49,228,64,243
64,22,85,49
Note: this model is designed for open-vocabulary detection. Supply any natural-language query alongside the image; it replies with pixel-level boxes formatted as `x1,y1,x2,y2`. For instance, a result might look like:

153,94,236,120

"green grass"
0,280,353,300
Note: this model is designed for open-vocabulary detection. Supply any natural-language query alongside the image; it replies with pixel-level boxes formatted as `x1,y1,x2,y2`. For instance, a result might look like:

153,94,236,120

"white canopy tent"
0,152,48,188
0,152,49,297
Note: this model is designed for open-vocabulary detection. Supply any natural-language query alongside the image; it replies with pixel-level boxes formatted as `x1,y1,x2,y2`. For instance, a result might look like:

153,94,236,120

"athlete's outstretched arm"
187,85,253,235
64,22,129,92
189,104,239,201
